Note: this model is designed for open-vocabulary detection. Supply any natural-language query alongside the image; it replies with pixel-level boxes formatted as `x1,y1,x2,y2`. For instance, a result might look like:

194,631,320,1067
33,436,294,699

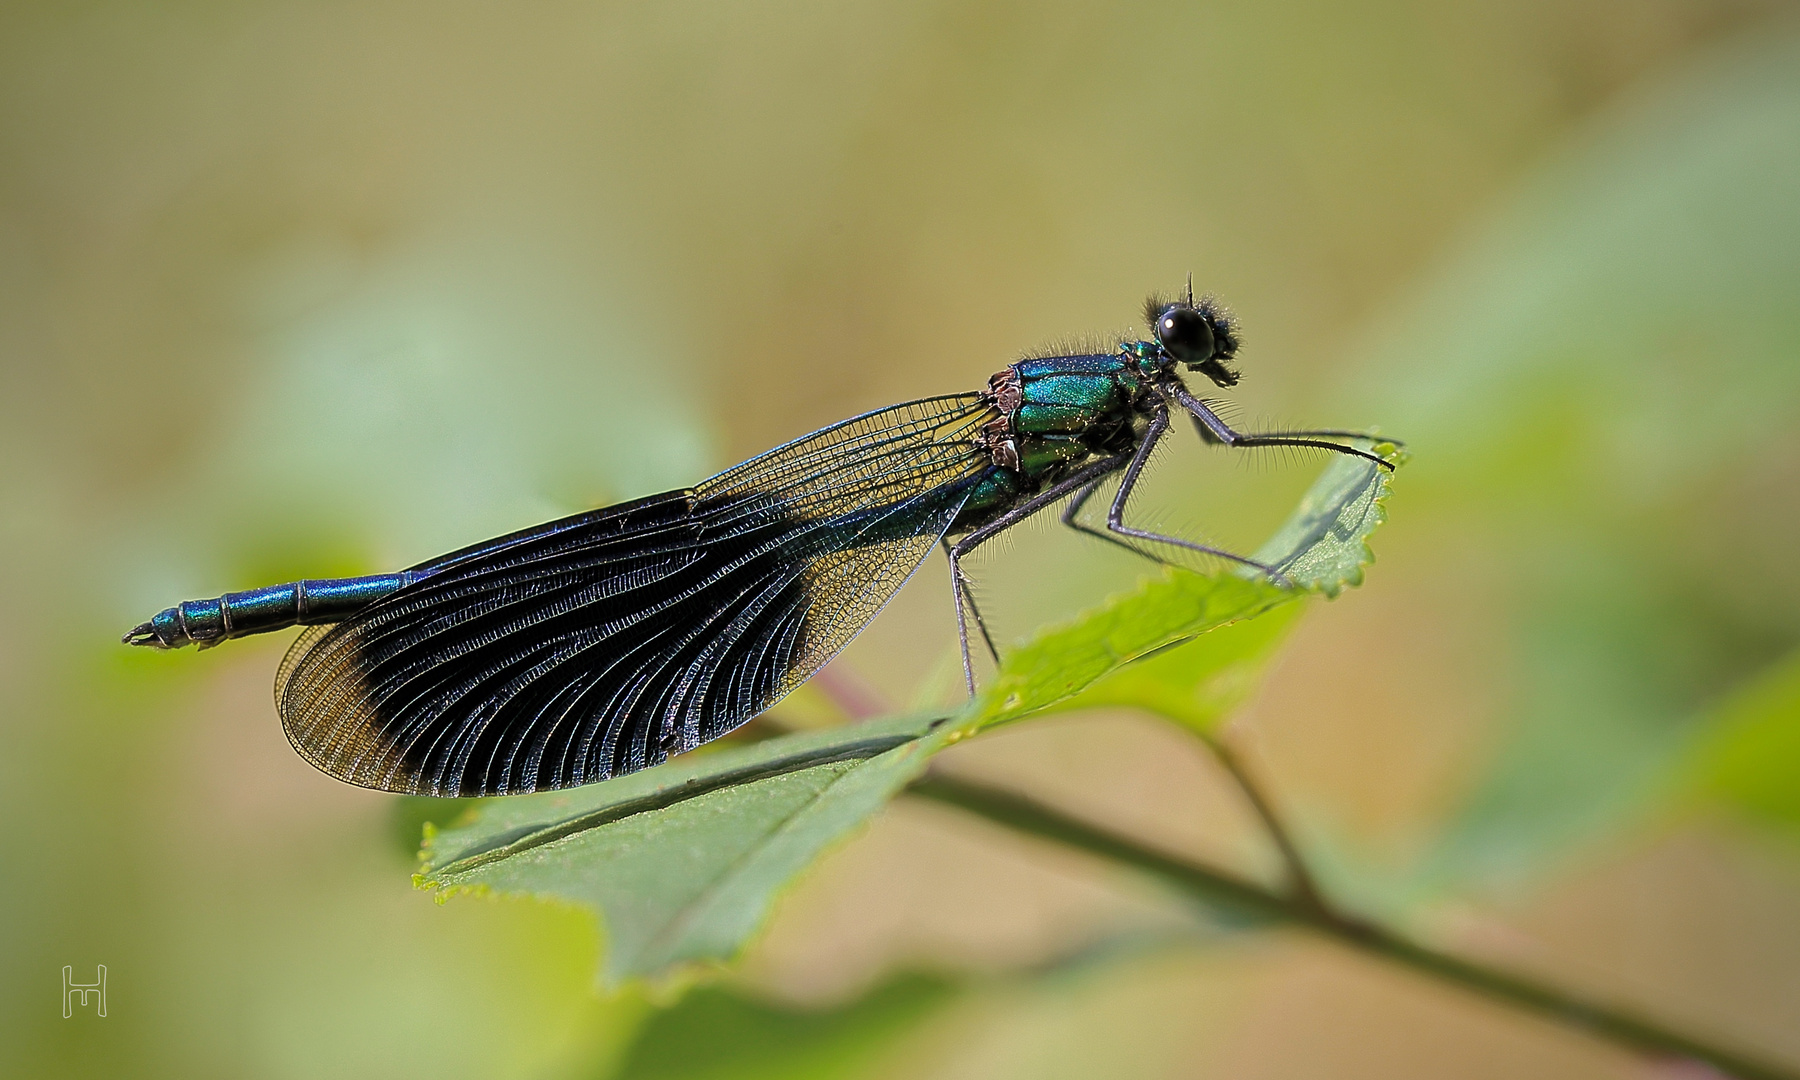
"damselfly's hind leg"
942,537,1002,670
945,456,1132,696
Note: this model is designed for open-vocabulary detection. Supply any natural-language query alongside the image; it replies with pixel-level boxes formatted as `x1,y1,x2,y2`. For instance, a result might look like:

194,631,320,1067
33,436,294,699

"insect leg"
946,455,1132,695
1061,474,1166,565
1107,402,1295,585
942,537,1002,668
1169,383,1398,470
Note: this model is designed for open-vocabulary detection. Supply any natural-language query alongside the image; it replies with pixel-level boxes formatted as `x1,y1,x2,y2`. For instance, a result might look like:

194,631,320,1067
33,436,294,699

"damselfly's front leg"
1169,382,1398,470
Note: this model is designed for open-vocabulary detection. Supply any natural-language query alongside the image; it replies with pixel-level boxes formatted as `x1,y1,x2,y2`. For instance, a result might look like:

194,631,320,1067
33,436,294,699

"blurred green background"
4,1,1800,1077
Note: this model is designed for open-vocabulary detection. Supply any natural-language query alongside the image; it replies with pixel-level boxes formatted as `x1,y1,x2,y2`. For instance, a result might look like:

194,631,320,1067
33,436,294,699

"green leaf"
954,443,1401,736
612,974,955,1080
416,444,1401,986
954,570,1289,735
419,713,953,985
1683,648,1800,832
390,795,481,860
1251,441,1403,598
1047,601,1306,736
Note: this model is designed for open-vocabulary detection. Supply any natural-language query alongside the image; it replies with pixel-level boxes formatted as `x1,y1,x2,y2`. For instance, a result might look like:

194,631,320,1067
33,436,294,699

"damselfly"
125,285,1395,797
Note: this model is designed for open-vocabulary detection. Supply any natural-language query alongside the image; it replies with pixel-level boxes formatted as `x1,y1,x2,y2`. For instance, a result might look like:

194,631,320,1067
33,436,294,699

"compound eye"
1155,305,1216,365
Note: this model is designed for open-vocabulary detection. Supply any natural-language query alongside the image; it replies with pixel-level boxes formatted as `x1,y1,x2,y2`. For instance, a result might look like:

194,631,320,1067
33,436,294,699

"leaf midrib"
429,727,937,876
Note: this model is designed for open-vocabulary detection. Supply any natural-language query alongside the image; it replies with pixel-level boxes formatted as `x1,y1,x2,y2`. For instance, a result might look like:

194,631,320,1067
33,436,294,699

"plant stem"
1191,730,1328,916
907,772,1797,1080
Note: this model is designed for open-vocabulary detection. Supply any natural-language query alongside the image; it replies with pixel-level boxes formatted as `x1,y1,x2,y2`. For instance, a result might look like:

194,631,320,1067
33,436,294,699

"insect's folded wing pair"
275,395,993,797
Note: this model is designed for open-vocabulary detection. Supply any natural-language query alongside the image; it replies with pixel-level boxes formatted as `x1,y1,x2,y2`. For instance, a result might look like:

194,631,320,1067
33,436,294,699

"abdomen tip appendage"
122,618,169,648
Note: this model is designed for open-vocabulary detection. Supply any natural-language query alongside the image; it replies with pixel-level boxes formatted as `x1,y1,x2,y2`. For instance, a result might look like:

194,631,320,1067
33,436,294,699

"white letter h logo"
63,965,106,1018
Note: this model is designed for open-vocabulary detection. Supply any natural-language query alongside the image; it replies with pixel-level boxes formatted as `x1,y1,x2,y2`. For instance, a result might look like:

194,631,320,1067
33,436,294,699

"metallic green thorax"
956,350,1158,532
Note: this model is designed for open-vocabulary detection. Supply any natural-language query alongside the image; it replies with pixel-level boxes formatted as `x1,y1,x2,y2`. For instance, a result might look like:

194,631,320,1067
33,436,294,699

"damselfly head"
1153,304,1215,364
1144,289,1241,387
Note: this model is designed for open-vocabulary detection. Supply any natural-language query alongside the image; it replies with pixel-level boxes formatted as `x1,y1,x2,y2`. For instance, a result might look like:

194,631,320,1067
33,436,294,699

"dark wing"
274,394,995,796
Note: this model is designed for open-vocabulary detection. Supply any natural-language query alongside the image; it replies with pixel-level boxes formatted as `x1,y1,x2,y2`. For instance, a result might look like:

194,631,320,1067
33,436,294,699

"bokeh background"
5,1,1800,1077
